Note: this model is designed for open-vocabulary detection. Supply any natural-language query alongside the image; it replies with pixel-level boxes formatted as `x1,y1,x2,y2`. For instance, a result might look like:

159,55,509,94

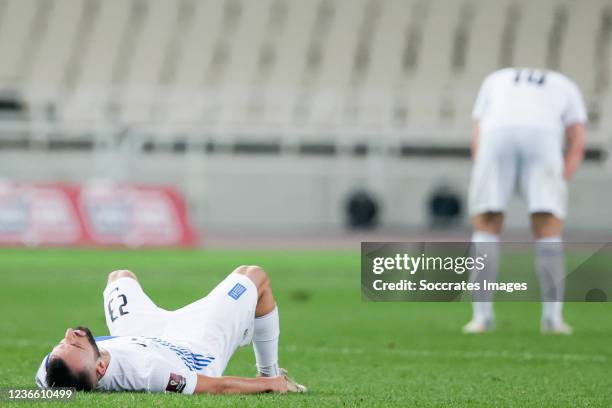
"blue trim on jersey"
146,337,215,371
94,336,118,342
44,353,50,369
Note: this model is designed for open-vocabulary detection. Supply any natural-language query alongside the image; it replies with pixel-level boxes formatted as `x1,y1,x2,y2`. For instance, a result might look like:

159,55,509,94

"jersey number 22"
107,291,129,322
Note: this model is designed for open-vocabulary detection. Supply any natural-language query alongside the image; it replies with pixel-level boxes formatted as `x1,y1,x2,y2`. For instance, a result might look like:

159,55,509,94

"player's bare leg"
531,213,572,335
234,266,306,392
531,212,563,238
234,265,279,375
107,269,138,283
473,212,504,235
463,212,503,334
235,265,276,317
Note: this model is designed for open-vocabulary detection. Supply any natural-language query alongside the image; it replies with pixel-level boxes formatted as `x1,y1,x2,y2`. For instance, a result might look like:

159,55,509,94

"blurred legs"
469,231,500,324
531,213,569,333
465,212,503,332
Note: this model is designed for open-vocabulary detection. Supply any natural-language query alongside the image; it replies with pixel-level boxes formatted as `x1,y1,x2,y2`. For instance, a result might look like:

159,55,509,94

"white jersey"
35,273,258,394
472,68,587,134
35,336,203,394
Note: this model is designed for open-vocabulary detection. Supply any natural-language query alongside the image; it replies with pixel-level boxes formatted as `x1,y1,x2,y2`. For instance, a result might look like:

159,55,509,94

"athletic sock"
253,306,280,376
536,237,565,325
470,231,500,323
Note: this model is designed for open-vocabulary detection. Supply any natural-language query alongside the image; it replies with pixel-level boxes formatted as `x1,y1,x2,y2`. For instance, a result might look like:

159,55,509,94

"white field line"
283,345,608,363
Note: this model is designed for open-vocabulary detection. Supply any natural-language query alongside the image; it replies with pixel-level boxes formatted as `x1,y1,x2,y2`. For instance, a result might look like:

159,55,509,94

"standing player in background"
464,68,587,334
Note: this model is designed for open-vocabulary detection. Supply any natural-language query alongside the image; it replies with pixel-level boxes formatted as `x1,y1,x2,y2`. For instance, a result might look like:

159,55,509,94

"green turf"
1,248,611,407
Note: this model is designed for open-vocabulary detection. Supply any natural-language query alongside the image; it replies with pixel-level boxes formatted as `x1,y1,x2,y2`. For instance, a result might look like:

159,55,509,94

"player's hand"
267,376,289,393
563,163,577,181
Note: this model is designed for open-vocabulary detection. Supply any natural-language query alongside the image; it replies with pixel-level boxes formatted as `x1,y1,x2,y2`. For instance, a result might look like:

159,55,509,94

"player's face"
50,326,101,384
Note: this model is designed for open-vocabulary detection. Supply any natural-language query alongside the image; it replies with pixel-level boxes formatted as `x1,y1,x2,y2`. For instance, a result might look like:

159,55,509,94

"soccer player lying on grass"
35,266,307,394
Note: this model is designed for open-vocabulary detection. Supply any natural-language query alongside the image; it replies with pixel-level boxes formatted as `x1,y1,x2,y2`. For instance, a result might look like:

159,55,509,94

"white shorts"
468,126,567,219
103,272,258,376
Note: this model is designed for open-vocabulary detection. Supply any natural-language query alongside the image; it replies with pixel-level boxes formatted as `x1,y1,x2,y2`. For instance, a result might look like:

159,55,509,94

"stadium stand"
0,0,610,150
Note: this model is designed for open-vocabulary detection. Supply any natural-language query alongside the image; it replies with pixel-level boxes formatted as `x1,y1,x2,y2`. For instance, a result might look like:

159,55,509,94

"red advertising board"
0,182,198,247
0,183,84,246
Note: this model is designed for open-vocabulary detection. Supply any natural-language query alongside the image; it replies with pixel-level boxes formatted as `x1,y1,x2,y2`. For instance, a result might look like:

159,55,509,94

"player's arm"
563,122,586,181
194,374,288,394
471,121,480,160
471,73,491,160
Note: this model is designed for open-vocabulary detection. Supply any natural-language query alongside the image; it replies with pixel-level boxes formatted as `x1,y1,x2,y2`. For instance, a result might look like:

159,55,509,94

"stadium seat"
118,0,178,124
61,0,133,124
0,0,38,86
462,0,505,89
511,0,556,69
560,0,606,94
26,0,83,97
559,0,610,133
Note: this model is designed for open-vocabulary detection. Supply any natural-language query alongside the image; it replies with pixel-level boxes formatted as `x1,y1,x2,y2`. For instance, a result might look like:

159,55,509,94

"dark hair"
46,358,93,391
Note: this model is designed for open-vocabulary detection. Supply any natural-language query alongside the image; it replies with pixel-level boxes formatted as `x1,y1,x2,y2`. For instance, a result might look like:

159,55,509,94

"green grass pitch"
1,248,611,407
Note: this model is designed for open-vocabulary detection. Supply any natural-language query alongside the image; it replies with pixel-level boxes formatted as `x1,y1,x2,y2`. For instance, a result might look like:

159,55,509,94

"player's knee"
108,269,138,283
234,265,270,291
483,212,503,223
473,212,504,233
531,212,563,238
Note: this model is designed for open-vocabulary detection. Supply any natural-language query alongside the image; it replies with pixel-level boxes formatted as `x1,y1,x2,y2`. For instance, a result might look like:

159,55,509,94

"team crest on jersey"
228,283,247,300
166,373,186,393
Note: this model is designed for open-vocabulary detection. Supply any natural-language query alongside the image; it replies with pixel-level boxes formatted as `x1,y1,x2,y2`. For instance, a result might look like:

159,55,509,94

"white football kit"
35,273,257,393
469,68,587,218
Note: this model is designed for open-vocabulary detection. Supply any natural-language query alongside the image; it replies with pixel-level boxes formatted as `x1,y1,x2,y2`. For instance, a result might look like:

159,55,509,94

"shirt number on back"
107,290,129,322
514,69,546,86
